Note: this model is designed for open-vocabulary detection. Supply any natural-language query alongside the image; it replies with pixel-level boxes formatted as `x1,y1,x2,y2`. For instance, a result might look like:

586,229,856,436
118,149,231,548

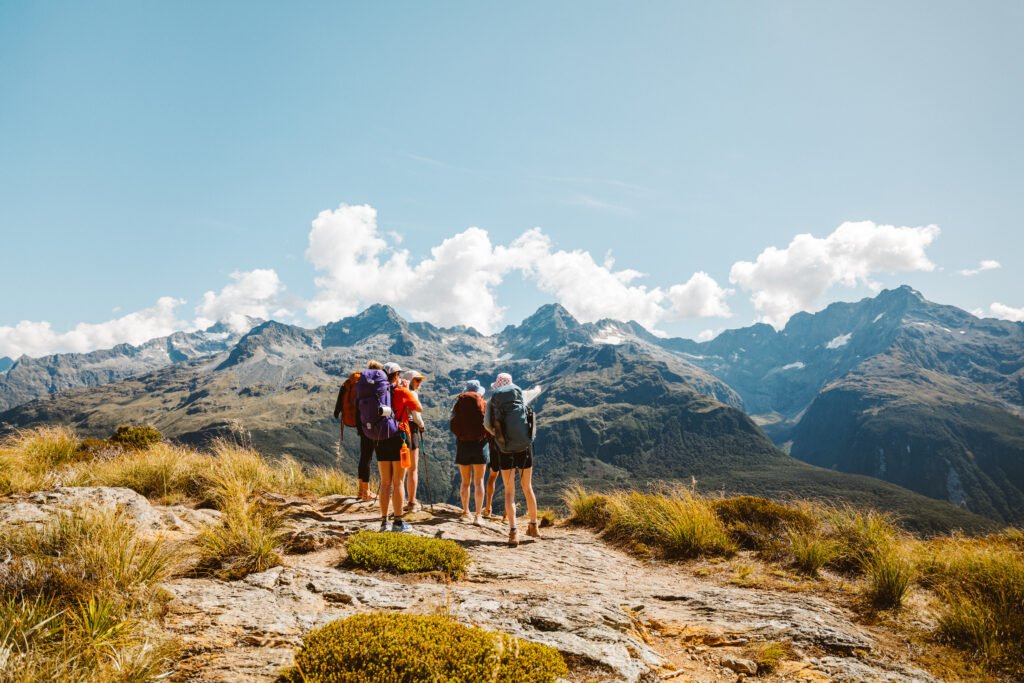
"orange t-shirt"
391,385,422,433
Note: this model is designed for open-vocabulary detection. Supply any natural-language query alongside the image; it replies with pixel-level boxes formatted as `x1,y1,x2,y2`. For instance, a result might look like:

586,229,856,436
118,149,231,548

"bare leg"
378,461,392,519
406,448,419,506
519,467,538,525
390,461,405,516
471,464,486,516
484,469,498,513
458,464,472,514
501,468,517,527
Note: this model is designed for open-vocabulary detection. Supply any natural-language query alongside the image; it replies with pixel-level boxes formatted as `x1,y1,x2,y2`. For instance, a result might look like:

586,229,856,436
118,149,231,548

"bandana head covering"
491,372,513,391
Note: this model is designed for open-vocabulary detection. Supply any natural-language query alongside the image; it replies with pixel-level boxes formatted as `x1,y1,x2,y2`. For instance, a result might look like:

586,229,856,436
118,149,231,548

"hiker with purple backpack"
353,362,421,532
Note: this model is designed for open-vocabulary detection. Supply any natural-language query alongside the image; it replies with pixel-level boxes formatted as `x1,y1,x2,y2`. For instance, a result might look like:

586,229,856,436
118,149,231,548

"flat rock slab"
0,486,221,533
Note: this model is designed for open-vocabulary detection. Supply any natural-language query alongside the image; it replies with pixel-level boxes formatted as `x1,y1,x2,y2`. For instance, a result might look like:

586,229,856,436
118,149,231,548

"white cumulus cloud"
0,297,187,358
729,220,940,329
194,268,285,333
957,260,1001,276
304,204,734,333
988,302,1024,322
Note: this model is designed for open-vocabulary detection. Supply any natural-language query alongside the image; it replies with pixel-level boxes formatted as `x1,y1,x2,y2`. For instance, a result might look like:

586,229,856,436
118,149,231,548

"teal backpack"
490,385,535,454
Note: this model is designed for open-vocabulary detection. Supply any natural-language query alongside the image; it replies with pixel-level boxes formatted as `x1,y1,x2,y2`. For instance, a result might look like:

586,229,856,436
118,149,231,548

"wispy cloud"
539,174,654,195
957,259,1001,276
397,151,480,175
561,193,634,216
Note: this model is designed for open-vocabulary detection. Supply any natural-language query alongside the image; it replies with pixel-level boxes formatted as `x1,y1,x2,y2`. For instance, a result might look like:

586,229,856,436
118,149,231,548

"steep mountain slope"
0,321,254,411
647,287,1024,524
0,304,992,533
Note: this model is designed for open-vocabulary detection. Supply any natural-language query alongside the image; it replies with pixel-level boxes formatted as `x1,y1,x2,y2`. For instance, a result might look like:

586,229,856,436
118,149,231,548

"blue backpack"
354,369,399,441
490,385,535,454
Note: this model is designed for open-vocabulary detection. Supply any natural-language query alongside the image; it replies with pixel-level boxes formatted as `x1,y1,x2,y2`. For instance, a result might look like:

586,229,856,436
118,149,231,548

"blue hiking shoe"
378,519,390,532
392,519,412,533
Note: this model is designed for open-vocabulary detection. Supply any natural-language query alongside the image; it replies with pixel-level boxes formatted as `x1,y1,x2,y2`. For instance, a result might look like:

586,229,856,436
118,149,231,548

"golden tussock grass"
0,507,181,682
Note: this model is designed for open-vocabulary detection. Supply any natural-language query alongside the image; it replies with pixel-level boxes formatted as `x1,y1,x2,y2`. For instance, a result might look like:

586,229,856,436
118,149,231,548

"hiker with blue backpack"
354,361,422,532
484,372,543,547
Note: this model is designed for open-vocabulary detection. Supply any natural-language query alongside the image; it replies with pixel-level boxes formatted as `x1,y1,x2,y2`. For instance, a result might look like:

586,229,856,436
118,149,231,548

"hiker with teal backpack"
484,372,543,547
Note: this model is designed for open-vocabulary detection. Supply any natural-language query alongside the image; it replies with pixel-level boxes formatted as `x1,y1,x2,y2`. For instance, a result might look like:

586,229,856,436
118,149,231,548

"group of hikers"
333,361,542,547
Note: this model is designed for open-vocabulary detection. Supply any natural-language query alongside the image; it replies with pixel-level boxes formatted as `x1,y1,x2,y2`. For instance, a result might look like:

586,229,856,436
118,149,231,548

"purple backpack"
354,369,399,441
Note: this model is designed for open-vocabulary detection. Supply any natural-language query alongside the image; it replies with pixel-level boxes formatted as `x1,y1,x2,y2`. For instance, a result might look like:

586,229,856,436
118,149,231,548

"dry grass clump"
205,439,356,503
279,612,568,683
0,426,84,493
787,527,839,576
749,640,795,674
562,484,611,528
73,442,209,504
918,533,1024,675
825,505,915,607
563,485,735,559
711,496,814,555
0,507,180,681
0,427,356,505
195,497,285,580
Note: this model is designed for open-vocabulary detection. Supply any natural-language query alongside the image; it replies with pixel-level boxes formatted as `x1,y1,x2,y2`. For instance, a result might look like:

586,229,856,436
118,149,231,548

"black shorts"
498,448,532,471
374,434,404,463
408,429,421,450
455,439,489,466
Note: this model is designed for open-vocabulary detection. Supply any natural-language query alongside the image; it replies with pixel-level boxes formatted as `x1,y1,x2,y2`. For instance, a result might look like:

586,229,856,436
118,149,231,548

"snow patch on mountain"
826,333,851,349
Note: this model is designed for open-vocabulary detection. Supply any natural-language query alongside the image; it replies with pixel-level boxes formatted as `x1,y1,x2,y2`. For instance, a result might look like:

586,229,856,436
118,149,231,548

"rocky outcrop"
0,486,222,533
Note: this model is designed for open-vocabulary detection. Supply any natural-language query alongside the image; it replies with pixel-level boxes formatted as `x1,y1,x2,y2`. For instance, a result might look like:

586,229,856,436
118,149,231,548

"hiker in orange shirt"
400,369,427,512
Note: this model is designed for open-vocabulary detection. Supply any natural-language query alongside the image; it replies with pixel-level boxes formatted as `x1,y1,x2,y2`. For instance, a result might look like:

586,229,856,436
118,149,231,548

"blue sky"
1,1,1022,356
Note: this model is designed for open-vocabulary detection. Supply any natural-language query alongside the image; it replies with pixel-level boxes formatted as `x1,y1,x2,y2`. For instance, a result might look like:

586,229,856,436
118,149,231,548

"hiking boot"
405,501,420,513
392,519,411,533
508,527,520,547
459,511,472,522
473,514,482,526
378,519,390,533
526,522,541,539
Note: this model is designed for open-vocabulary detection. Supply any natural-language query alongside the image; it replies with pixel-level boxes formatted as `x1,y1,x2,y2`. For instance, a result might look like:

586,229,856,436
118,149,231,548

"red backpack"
340,372,361,428
449,392,488,441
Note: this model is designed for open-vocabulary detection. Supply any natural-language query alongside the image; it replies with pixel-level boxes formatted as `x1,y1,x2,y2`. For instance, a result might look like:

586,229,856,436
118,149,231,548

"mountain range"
1,287,1021,530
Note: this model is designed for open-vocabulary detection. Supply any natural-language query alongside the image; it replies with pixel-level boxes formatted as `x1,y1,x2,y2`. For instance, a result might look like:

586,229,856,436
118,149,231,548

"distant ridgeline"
1,286,1021,530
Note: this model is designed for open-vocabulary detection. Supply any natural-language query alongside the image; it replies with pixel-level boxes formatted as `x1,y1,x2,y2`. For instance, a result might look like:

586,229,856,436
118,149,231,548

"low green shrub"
279,613,568,683
110,425,162,450
344,531,469,579
712,496,815,552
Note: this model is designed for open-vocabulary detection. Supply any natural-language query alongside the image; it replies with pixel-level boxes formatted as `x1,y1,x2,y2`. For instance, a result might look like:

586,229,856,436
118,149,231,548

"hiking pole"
421,434,435,512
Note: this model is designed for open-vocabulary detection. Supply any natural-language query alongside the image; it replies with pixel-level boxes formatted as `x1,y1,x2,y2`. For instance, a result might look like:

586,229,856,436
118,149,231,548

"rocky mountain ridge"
0,320,258,411
0,298,998,533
